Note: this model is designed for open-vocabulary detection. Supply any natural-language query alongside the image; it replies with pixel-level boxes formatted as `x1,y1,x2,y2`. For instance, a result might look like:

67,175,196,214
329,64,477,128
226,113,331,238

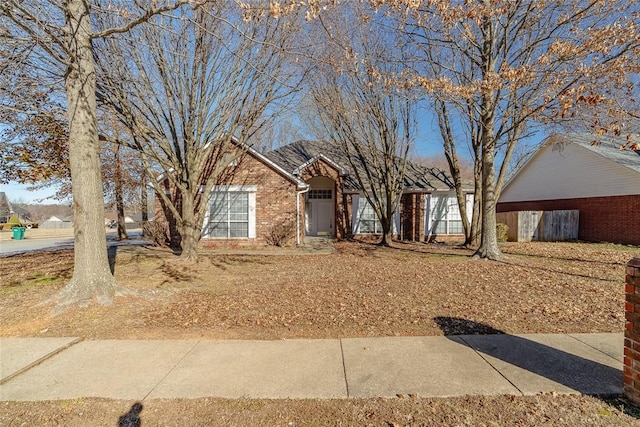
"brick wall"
497,195,640,245
624,258,640,404
154,150,301,248
401,193,425,241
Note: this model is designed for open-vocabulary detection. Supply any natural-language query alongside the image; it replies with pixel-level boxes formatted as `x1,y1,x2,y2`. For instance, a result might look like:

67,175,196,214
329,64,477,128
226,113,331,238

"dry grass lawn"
1,239,639,425
0,240,635,339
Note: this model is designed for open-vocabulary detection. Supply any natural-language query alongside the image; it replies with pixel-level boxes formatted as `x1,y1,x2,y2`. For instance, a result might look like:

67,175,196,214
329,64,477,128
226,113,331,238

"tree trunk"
178,191,200,260
470,191,482,246
468,162,483,247
473,11,502,261
49,0,117,307
377,195,395,247
379,225,393,247
141,167,150,238
474,141,502,260
436,100,473,246
114,143,128,240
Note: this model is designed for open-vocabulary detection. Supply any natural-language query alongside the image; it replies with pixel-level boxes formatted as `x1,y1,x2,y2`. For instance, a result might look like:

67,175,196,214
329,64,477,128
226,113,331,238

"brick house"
155,140,473,247
497,133,640,245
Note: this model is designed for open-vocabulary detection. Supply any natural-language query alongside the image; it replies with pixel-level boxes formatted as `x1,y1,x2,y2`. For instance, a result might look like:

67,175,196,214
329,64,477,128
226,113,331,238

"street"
0,230,147,256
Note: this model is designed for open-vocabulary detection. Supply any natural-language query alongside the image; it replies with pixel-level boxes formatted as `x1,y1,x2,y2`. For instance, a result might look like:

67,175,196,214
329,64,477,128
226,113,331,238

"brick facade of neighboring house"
154,140,473,248
497,134,640,246
498,195,640,246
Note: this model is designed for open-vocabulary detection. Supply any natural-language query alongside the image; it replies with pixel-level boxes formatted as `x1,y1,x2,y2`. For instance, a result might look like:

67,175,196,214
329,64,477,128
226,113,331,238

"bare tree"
308,6,416,246
378,0,640,259
0,0,200,307
101,139,146,240
555,80,640,148
94,2,303,259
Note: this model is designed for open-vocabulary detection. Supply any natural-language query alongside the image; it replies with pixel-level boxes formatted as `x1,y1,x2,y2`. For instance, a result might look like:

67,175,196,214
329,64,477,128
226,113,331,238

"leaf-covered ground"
1,240,639,425
0,395,639,426
0,240,635,339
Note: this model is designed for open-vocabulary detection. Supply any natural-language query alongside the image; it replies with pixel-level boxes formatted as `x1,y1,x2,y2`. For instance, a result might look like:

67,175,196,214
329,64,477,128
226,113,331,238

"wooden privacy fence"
496,210,579,242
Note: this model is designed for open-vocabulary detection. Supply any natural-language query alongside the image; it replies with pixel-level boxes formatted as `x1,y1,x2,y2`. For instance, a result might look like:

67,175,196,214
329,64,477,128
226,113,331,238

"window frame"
426,192,466,236
352,194,400,235
358,198,383,234
203,186,256,239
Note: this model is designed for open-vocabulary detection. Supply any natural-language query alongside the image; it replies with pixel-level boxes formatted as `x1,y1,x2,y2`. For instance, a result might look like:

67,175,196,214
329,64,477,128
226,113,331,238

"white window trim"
202,187,256,239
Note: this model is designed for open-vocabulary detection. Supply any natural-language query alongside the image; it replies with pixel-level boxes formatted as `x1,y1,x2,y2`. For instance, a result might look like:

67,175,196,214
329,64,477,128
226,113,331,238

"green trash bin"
12,227,26,240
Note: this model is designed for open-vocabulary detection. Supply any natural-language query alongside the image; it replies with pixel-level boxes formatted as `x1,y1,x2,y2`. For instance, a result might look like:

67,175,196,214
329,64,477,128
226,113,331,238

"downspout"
296,186,310,246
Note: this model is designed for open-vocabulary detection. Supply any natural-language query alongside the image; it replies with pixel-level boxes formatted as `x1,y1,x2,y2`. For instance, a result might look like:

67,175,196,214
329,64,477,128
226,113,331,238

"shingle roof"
265,140,463,193
554,133,640,174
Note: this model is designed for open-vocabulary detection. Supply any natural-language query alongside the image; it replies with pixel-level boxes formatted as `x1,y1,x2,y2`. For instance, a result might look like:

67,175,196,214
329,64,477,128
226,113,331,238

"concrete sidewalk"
0,333,623,401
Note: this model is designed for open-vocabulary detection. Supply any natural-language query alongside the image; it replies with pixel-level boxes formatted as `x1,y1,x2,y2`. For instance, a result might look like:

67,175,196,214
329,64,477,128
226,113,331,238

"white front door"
310,199,333,236
305,182,335,237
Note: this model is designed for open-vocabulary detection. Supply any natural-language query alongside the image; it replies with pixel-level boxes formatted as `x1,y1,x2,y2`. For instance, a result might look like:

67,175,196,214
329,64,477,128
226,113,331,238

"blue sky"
1,182,61,204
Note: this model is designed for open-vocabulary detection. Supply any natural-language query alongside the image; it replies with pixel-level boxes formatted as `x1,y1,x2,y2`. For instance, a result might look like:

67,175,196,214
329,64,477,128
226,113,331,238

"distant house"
155,139,474,247
0,192,11,223
41,215,73,229
0,192,32,224
497,133,640,245
11,206,32,223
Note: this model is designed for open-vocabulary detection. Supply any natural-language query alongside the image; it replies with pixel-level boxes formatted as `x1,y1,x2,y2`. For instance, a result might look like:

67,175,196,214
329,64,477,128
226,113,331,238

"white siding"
500,142,640,203
351,195,360,234
465,193,474,223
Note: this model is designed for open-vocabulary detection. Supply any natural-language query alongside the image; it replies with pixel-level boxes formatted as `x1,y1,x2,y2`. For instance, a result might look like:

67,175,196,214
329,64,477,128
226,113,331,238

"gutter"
296,186,310,246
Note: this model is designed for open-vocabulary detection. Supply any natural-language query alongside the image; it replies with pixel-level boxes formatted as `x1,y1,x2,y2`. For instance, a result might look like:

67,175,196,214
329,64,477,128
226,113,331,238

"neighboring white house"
497,133,640,245
40,215,73,229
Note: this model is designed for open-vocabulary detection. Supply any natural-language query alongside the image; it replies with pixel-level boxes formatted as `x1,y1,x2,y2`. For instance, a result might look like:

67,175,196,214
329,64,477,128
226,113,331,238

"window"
204,187,256,238
359,199,383,234
352,196,399,235
308,189,332,199
428,194,463,235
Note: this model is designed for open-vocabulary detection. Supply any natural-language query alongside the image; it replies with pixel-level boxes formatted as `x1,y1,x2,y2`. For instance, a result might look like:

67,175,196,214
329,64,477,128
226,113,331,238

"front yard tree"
94,2,302,260
308,6,416,246
0,0,201,307
0,67,70,195
379,0,639,259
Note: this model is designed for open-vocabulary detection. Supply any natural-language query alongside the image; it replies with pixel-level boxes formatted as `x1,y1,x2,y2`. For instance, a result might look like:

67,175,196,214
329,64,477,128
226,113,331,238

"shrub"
143,221,170,247
264,219,295,247
496,223,509,242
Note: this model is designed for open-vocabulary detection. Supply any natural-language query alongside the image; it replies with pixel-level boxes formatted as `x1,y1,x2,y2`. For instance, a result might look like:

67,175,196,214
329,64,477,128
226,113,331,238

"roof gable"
558,133,640,174
500,133,640,203
293,154,347,176
265,140,462,193
154,137,308,190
